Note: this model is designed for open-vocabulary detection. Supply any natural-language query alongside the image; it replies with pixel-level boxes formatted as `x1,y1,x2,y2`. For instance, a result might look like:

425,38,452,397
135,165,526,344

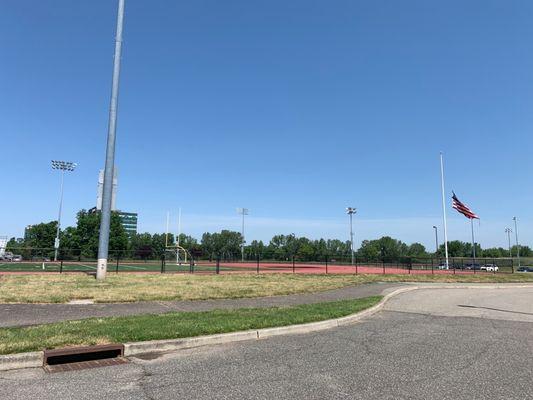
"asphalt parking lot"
1,287,532,400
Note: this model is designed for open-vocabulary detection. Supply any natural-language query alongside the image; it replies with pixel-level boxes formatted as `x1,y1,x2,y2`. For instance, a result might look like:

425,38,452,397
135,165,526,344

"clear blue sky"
1,0,532,249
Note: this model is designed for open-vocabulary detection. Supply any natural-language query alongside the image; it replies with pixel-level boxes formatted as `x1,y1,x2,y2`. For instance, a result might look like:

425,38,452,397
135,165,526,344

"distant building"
91,168,138,236
117,211,138,235
0,236,7,257
88,208,138,236
24,225,33,240
96,169,118,211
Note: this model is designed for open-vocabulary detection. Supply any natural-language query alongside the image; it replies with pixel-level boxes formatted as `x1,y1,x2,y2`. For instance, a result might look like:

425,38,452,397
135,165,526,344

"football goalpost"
165,210,189,265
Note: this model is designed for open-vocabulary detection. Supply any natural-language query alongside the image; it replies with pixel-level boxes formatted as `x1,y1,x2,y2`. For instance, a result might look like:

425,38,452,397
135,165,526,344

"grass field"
2,273,533,304
0,296,382,355
0,261,226,273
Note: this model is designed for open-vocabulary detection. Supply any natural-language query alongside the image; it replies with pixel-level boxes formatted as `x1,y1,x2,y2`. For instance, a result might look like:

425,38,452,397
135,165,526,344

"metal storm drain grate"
43,344,128,373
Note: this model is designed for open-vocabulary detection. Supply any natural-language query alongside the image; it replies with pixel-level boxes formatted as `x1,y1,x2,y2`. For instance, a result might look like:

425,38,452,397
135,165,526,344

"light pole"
513,217,521,268
51,160,77,262
237,208,249,262
346,207,357,265
432,226,439,255
505,228,512,258
97,0,126,280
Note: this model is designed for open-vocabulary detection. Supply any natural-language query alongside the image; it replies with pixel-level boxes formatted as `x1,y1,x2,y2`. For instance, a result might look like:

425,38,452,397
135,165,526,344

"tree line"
6,209,531,261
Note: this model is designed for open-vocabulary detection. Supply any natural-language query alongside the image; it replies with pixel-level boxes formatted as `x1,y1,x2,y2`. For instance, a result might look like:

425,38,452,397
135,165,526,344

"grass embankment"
1,273,533,303
0,296,382,354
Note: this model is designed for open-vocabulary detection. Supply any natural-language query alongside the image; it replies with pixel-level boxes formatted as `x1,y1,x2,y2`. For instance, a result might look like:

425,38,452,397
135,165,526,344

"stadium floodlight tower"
513,217,521,268
97,0,126,280
505,227,512,258
51,160,77,262
237,208,249,262
346,207,357,265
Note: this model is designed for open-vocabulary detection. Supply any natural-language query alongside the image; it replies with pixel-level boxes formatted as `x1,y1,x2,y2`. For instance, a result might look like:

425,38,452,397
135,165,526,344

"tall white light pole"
505,228,512,258
51,160,77,262
346,207,357,265
439,152,449,267
237,208,249,262
97,0,126,280
513,217,521,268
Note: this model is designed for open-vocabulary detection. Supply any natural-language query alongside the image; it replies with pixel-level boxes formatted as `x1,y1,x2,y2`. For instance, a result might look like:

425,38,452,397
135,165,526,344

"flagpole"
440,152,450,268
470,218,476,268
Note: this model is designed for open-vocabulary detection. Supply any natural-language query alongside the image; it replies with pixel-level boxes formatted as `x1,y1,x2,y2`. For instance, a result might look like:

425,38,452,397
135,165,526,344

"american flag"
452,192,479,219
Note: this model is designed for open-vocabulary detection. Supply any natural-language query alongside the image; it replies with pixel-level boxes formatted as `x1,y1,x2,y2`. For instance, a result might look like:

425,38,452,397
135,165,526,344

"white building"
96,169,118,211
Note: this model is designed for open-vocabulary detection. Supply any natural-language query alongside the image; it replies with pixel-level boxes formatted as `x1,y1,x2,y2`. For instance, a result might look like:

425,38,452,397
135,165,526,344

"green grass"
0,261,242,273
2,273,533,303
0,296,382,355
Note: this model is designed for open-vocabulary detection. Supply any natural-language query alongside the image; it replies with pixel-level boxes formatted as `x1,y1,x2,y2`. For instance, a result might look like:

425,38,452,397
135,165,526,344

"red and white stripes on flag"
452,192,479,220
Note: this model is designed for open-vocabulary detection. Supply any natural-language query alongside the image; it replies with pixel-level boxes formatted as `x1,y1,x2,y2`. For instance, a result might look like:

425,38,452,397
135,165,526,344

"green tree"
24,222,58,251
130,233,154,260
74,210,128,259
358,236,408,260
248,240,265,258
407,243,427,257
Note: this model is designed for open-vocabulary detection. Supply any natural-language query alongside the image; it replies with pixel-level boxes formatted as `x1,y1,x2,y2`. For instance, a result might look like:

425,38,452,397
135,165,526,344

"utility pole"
97,0,126,280
505,228,512,258
346,207,357,265
237,208,249,262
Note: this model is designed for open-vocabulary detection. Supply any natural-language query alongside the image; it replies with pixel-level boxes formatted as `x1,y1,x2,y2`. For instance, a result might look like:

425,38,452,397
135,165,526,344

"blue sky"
1,0,532,249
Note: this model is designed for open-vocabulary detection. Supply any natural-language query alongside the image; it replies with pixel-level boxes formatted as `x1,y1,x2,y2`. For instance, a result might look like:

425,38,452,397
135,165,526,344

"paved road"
1,286,532,399
0,283,400,327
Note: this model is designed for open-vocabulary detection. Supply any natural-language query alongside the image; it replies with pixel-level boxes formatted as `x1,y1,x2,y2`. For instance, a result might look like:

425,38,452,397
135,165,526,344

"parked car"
482,264,499,272
517,267,533,273
438,263,449,270
11,255,22,262
465,263,482,270
1,252,14,261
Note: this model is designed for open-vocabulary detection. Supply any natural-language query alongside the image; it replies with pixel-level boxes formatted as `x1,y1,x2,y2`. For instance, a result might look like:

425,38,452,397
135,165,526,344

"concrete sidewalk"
0,283,402,328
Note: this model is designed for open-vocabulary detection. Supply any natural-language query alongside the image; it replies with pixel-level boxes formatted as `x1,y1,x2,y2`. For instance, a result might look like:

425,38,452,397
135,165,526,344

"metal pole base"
97,259,108,280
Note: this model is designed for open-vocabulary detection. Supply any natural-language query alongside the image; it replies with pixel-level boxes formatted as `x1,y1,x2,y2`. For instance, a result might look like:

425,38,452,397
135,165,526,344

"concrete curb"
124,286,418,356
2,283,532,370
0,351,43,371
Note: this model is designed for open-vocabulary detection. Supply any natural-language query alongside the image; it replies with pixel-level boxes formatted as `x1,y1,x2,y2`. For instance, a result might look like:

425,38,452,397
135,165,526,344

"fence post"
355,255,358,275
60,260,63,274
256,254,260,274
292,256,295,274
116,255,119,274
382,259,385,275
431,258,434,275
325,255,328,274
161,255,165,274
216,258,220,275
511,258,514,274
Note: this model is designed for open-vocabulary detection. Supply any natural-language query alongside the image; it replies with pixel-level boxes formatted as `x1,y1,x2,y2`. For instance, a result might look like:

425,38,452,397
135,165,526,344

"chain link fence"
0,247,521,275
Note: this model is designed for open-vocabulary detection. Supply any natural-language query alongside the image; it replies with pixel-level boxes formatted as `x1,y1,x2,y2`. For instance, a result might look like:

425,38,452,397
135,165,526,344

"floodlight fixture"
51,160,77,171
